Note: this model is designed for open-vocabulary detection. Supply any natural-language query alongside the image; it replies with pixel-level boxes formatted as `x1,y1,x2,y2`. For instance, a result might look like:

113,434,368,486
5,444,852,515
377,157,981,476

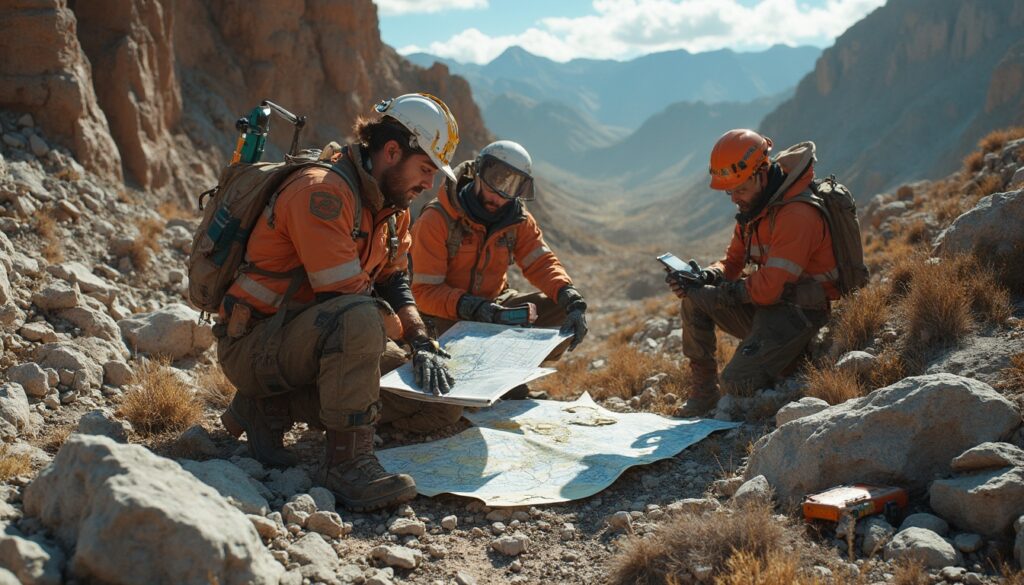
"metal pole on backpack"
230,100,308,165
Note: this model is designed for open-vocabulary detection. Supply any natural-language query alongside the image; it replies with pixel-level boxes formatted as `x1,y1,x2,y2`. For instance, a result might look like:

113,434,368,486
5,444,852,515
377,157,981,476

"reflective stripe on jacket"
710,142,839,306
223,144,411,316
411,161,572,320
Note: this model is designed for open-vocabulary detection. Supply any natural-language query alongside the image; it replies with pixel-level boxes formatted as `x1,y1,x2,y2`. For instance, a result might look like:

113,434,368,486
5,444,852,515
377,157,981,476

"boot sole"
338,484,418,513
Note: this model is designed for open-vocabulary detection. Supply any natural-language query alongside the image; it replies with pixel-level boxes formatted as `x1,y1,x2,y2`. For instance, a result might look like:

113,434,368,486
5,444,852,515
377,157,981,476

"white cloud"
398,0,886,63
375,0,487,17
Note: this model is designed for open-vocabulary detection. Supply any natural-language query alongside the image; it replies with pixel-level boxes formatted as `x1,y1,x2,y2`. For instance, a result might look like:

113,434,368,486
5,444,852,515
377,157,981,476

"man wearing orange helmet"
667,129,839,417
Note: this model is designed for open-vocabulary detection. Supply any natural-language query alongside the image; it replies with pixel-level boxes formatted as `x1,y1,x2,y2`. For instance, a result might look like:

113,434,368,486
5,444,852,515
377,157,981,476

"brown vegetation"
803,360,865,405
977,126,1024,155
197,364,236,408
0,445,32,481
119,358,202,436
34,209,65,263
129,217,164,271
830,284,890,355
35,423,75,454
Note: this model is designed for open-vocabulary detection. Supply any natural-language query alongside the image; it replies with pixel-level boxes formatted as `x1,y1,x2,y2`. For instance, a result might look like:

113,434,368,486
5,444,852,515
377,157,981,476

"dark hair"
353,116,422,157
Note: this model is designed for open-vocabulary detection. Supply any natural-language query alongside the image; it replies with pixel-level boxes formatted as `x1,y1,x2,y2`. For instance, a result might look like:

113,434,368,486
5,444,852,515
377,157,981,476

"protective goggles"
478,155,535,201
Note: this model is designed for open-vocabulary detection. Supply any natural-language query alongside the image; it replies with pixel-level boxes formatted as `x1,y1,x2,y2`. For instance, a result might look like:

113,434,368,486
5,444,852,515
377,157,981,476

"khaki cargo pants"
680,286,828,396
216,294,462,434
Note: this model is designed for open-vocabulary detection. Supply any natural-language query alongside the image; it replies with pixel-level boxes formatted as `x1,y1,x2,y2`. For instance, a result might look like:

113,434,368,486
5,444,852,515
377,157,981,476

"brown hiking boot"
221,394,298,468
675,360,721,418
321,426,417,512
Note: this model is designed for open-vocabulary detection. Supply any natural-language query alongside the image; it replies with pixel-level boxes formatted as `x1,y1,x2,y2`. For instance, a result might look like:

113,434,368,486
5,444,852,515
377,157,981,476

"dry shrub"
0,444,32,480
608,502,794,585
978,126,1024,154
891,558,929,585
575,346,688,401
157,200,194,220
35,210,65,263
197,364,237,408
962,150,984,175
947,254,1013,326
130,218,164,271
119,358,202,436
900,219,929,245
970,174,1005,199
996,353,1024,394
870,349,907,389
900,259,973,354
803,360,865,405
36,424,75,454
830,284,890,354
714,550,829,585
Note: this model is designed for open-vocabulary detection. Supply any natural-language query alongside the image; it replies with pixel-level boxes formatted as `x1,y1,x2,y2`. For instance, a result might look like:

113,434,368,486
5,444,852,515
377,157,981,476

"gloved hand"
457,294,503,323
689,259,724,287
410,338,455,395
557,285,589,351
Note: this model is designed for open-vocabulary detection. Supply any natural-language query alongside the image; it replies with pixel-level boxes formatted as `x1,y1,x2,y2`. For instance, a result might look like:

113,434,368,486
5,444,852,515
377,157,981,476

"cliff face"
0,0,490,195
760,0,1024,199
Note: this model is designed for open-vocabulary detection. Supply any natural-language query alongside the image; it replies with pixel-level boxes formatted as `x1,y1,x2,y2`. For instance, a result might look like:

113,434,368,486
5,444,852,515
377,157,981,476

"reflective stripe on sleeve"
412,273,446,285
521,245,551,268
764,257,803,276
236,274,284,307
308,259,363,289
811,268,839,282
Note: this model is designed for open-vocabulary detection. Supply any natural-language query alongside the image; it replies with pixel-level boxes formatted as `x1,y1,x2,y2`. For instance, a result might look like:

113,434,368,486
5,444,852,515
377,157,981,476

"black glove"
557,285,589,351
410,338,455,395
457,294,503,323
688,259,724,287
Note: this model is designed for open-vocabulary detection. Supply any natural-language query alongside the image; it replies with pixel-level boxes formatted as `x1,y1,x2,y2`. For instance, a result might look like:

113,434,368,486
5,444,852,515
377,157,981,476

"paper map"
377,392,740,506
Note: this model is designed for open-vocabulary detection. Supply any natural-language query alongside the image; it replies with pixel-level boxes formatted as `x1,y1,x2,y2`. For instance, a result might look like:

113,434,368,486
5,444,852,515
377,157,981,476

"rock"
731,475,773,506
77,408,130,442
35,342,104,389
307,511,348,539
58,305,121,342
246,514,281,540
389,517,426,537
951,442,1024,472
934,189,1024,258
0,568,19,585
775,396,830,427
712,477,746,497
862,517,895,556
455,571,478,585
118,303,214,360
31,281,81,311
440,515,458,531
19,322,57,344
746,374,1021,502
930,465,1024,537
2,133,26,149
370,544,421,569
102,360,134,387
871,200,910,228
23,435,281,584
180,459,272,516
28,134,48,157
835,351,877,377
46,262,113,296
282,494,317,526
608,510,633,532
175,425,219,458
56,200,80,222
491,533,530,556
7,363,50,398
900,513,950,536
940,566,967,582
954,533,984,553
1012,166,1024,186
287,533,338,567
0,383,31,439
0,531,65,585
884,528,961,569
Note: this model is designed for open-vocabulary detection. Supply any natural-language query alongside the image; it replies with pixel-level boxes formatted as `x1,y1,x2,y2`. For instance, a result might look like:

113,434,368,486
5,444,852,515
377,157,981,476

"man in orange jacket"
668,129,839,417
215,93,460,511
410,140,588,408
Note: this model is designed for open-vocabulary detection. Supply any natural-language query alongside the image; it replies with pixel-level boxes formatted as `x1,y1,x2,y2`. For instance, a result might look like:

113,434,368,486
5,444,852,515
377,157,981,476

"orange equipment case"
802,484,908,522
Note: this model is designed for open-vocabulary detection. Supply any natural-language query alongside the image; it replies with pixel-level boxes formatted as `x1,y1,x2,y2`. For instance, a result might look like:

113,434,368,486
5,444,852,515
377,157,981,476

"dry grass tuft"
830,284,891,354
891,558,929,585
608,502,796,585
714,550,828,585
900,259,973,355
996,353,1024,394
35,209,65,263
573,346,688,401
0,444,33,480
129,218,164,271
978,126,1024,154
157,201,195,220
119,359,202,436
962,150,984,175
36,424,75,454
870,349,907,390
197,365,236,408
948,254,1013,326
803,360,866,405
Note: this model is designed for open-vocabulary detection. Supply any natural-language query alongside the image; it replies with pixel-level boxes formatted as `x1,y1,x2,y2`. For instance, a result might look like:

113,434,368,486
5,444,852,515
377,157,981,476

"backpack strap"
320,158,365,242
424,199,463,259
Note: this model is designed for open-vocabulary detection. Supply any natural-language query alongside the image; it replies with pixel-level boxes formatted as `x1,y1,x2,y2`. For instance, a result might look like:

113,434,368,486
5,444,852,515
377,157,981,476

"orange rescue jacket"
711,142,840,306
223,144,411,316
411,160,572,320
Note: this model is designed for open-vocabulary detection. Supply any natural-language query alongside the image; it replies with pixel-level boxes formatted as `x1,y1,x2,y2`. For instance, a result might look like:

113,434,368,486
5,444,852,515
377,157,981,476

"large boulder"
179,459,272,516
930,465,1024,538
34,342,104,389
58,306,121,342
118,304,214,360
745,374,1020,502
933,189,1024,256
23,434,282,585
0,383,31,440
884,527,962,569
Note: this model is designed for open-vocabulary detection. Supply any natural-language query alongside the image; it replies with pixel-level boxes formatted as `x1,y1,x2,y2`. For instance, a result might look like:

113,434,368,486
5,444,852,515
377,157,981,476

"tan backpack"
187,149,361,315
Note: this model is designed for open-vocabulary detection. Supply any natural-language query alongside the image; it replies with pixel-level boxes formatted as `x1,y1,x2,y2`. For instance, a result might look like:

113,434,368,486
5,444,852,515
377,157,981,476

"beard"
380,162,423,209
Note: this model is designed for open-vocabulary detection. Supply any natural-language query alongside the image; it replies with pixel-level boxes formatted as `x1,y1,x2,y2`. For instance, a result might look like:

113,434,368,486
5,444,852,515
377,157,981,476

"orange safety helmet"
708,129,773,191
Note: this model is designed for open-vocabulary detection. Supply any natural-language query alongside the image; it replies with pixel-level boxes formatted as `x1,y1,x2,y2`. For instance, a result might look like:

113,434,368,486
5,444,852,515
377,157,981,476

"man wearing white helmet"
406,140,588,424
215,93,460,511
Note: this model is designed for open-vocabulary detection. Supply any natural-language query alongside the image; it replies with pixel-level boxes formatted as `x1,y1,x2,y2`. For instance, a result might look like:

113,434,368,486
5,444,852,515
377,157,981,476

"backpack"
422,199,517,265
187,148,363,315
773,175,869,296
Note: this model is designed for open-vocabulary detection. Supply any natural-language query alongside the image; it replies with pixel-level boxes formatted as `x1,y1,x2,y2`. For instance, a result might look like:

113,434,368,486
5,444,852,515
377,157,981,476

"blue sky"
375,0,886,64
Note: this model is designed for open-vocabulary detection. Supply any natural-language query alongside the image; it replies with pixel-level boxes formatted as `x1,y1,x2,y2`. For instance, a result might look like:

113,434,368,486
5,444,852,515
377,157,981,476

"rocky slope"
760,0,1024,199
0,0,491,197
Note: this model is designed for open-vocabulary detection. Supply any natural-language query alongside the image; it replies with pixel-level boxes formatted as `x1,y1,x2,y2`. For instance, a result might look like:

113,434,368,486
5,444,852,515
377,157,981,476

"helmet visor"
478,155,534,201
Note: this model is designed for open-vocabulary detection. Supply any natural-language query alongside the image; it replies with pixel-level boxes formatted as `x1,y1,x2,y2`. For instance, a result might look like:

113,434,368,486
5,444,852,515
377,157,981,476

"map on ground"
380,321,571,407
377,392,740,506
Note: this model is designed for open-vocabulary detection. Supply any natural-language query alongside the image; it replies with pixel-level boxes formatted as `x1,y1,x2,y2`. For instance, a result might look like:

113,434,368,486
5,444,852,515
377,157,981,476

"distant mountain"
760,0,1024,199
408,44,821,130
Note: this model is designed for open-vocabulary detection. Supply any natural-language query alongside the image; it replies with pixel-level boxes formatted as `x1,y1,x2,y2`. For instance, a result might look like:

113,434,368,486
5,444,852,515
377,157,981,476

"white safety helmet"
476,140,535,201
374,93,460,181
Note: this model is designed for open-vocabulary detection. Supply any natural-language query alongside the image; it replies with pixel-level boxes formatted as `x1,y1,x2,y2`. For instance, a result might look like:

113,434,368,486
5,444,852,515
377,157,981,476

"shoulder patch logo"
309,191,342,220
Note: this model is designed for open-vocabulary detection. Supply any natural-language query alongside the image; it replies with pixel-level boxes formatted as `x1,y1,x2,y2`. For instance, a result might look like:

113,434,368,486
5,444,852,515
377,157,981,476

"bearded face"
380,153,437,209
